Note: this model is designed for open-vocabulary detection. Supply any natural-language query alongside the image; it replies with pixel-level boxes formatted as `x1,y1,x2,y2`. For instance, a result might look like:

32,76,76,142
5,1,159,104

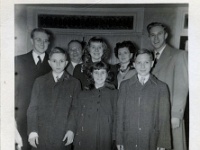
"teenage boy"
116,49,171,150
27,47,81,150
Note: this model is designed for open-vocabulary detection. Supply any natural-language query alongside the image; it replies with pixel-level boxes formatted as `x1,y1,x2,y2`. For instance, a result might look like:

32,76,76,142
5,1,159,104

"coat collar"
128,74,158,86
46,71,71,85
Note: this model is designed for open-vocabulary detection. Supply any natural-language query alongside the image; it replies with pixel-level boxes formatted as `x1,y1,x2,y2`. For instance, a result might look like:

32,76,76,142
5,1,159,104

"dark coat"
27,71,81,150
15,51,51,150
66,62,75,75
68,85,118,150
152,45,188,150
116,74,171,150
73,62,118,90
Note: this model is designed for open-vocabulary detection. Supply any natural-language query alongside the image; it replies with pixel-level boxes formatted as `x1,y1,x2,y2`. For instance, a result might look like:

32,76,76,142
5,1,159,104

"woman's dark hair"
86,36,111,62
114,41,137,70
87,61,114,89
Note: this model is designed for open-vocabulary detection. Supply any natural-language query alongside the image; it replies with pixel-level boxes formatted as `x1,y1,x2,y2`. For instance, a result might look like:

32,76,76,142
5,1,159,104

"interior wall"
15,5,29,56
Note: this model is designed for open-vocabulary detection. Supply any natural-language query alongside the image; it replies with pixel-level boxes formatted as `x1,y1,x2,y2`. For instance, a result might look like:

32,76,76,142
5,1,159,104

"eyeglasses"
34,38,49,44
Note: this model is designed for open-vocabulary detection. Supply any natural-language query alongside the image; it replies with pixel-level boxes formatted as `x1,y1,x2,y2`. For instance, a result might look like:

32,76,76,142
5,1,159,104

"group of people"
15,22,188,150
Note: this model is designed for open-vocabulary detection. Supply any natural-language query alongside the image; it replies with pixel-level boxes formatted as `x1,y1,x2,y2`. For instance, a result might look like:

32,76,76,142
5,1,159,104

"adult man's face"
68,42,83,63
31,31,50,55
149,25,168,51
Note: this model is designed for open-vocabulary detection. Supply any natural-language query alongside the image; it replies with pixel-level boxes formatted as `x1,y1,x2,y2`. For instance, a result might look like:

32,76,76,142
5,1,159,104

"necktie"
154,52,160,67
140,77,145,85
37,56,42,68
56,76,59,82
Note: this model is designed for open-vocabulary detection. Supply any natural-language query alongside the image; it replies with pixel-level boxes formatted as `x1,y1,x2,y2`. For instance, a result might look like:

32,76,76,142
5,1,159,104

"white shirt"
52,71,64,82
71,61,82,68
138,74,150,85
154,44,166,60
32,51,45,65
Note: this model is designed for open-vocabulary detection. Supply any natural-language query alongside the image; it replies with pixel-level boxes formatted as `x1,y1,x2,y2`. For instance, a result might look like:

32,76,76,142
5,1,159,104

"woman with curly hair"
114,41,137,88
73,36,117,90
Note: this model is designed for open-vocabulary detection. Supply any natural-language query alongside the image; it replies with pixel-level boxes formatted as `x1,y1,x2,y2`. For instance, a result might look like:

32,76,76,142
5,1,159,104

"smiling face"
89,42,104,62
31,31,50,55
133,53,154,77
92,69,107,88
68,42,83,63
48,53,68,75
149,25,168,51
118,47,133,64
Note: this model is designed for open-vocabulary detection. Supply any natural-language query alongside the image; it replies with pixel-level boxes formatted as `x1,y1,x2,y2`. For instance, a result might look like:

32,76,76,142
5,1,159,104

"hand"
15,128,23,150
171,117,180,129
117,145,124,150
28,132,39,148
63,130,74,146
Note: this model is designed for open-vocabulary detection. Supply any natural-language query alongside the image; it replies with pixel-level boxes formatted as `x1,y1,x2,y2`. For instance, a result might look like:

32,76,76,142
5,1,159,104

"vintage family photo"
14,3,189,150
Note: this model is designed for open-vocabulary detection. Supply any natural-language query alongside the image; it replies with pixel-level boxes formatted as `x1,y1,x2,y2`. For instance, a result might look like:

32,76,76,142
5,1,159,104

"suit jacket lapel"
66,62,74,75
152,45,173,74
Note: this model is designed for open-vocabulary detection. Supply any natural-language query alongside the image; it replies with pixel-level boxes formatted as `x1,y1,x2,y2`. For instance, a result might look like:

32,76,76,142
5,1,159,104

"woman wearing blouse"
114,41,137,88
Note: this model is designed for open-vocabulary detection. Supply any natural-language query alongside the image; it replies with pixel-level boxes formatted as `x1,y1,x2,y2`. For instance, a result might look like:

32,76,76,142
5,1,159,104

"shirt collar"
32,51,45,65
71,61,82,68
137,74,150,84
52,71,64,82
154,44,166,59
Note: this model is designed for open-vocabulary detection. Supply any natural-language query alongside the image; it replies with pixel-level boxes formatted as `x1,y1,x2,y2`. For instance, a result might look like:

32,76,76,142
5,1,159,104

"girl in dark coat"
65,61,118,150
73,36,118,90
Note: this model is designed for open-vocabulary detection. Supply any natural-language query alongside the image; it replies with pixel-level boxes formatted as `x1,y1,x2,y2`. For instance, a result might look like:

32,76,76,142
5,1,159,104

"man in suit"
66,40,83,75
147,22,189,150
15,28,52,150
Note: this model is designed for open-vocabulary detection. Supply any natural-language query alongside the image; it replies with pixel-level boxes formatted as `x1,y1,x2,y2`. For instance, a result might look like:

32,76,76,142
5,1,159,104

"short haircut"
147,22,167,34
30,28,52,40
87,36,110,61
134,49,154,61
68,40,83,50
49,47,67,59
114,41,137,58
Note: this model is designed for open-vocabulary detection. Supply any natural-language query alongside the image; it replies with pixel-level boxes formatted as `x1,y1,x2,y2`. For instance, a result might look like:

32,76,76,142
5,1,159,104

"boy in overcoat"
116,49,171,150
27,47,81,150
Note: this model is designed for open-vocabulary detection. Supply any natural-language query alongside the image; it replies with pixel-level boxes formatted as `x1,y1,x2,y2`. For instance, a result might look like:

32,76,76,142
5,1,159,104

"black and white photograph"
1,1,200,150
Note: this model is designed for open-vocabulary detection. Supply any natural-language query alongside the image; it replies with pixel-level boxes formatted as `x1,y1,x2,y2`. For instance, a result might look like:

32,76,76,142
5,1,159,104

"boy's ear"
133,62,136,68
30,38,34,45
164,32,168,40
130,53,133,59
48,60,51,66
151,61,154,67
65,61,68,66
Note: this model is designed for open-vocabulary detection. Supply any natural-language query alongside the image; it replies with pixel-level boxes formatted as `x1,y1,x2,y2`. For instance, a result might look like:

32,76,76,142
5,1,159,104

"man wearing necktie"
15,28,52,150
147,22,188,150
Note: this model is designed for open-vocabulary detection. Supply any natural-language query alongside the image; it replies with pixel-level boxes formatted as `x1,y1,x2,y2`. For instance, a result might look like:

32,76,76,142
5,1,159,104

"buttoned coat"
152,45,188,150
15,51,51,150
68,86,118,150
27,71,81,150
116,74,171,150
